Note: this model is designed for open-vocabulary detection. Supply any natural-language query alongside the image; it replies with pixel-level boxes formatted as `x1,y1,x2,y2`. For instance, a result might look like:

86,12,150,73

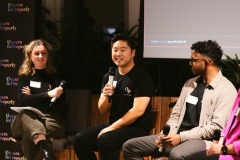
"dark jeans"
74,123,149,160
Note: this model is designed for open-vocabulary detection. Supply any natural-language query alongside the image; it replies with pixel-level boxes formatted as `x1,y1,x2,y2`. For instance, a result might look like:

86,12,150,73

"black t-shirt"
178,77,206,133
101,65,154,132
17,69,65,113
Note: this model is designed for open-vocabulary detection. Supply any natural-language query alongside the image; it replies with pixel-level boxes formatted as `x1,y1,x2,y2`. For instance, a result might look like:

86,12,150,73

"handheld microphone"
49,80,66,107
108,67,115,103
159,124,170,152
212,129,221,144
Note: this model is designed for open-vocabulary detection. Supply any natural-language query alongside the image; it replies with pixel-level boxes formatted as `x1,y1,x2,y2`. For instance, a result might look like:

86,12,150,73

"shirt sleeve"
17,75,49,106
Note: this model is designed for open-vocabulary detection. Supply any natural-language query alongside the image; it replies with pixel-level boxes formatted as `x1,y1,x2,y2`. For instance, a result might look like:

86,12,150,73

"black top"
17,69,65,114
178,77,206,133
101,65,154,132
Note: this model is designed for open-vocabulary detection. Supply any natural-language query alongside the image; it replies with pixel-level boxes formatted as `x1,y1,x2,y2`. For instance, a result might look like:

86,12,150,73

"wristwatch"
221,145,228,155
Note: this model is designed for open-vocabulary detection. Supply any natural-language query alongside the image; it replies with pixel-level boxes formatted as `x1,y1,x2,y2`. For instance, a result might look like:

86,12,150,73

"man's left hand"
160,133,181,148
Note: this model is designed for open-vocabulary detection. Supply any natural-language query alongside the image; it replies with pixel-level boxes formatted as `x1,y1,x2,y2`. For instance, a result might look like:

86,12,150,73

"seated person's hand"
98,126,114,138
22,86,31,95
155,134,163,147
206,144,222,156
157,133,181,148
48,87,63,98
102,83,114,97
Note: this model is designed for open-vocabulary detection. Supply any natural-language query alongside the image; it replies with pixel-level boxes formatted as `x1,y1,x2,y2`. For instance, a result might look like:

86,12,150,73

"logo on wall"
0,96,15,106
8,3,30,12
7,40,25,50
6,77,18,86
0,133,13,142
5,150,11,159
0,0,35,157
0,22,17,31
0,59,16,69
6,113,16,123
4,150,25,160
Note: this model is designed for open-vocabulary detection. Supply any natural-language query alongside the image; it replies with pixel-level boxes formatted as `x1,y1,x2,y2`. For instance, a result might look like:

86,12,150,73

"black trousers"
74,123,149,160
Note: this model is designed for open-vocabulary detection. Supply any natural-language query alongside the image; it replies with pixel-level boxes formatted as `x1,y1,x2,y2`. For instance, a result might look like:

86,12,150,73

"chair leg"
67,145,71,160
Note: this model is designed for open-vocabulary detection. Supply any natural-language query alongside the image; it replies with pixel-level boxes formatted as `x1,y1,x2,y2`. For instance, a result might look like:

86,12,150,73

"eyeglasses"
189,58,206,64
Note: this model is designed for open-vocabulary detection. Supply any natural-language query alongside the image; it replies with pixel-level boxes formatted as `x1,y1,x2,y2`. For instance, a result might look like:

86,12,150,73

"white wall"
124,0,140,32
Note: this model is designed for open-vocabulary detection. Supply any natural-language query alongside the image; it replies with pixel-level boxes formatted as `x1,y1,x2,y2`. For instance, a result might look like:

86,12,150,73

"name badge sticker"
186,95,198,105
113,81,117,88
30,81,41,88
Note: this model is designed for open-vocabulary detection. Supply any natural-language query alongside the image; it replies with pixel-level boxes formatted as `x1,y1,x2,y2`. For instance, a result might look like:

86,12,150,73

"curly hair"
191,40,223,67
18,39,56,76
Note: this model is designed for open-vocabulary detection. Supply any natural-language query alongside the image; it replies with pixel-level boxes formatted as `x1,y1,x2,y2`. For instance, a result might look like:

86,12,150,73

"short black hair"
191,40,223,66
111,34,137,50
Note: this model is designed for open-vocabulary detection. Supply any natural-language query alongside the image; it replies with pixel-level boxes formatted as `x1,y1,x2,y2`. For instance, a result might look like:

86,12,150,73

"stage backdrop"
0,0,35,159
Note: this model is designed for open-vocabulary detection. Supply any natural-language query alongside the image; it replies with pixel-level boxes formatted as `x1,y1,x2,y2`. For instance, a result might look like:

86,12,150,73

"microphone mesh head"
60,80,66,87
213,129,221,141
163,124,170,135
109,67,115,75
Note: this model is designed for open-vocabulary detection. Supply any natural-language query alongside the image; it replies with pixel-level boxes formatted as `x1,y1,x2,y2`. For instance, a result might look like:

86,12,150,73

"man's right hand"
102,83,114,97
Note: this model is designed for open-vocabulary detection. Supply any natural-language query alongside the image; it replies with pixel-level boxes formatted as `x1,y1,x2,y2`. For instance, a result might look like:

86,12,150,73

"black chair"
51,89,92,158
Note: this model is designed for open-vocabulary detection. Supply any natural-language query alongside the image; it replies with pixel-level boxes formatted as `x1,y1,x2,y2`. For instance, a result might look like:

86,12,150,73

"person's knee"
123,137,155,158
74,131,87,148
97,133,123,153
169,150,185,160
96,134,109,152
122,138,134,152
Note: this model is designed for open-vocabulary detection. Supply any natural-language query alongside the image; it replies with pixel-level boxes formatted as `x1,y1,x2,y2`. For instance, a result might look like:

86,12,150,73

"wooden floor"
55,95,177,160
55,149,153,160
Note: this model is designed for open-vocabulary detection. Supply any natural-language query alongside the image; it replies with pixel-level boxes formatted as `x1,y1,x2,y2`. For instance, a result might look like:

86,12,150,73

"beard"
191,67,206,76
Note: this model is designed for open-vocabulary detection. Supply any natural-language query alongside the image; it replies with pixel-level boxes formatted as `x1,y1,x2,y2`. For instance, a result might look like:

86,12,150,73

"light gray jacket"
166,71,237,147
